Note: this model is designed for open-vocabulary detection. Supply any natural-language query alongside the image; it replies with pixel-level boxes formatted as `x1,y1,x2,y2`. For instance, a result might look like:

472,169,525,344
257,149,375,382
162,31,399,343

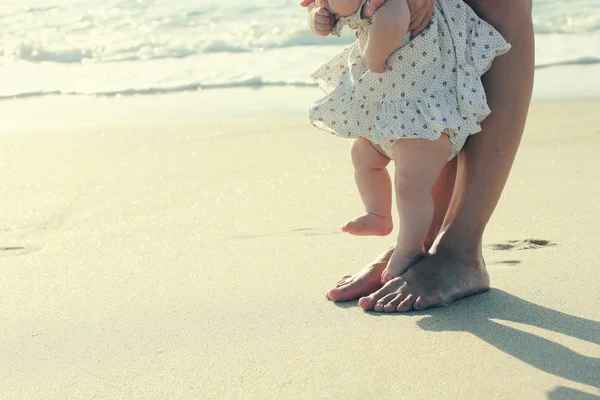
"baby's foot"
341,212,393,236
381,251,422,283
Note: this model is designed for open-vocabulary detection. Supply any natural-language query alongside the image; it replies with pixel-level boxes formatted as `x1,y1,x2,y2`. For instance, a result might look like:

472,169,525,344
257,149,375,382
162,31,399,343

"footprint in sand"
488,239,556,251
0,246,41,256
493,260,522,266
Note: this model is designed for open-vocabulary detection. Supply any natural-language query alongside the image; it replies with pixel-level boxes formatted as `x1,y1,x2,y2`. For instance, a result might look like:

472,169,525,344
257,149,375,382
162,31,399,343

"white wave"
1,0,599,99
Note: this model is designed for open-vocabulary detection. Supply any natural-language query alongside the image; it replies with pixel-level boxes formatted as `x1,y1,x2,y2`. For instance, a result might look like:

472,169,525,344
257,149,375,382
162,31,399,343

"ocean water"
0,0,599,99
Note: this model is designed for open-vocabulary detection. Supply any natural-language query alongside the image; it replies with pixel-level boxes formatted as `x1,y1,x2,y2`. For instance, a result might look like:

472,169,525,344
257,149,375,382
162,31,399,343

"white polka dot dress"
308,0,511,160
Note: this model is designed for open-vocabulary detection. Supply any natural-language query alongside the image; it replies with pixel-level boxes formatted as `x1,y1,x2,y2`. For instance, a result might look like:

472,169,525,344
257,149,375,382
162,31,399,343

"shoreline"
0,63,599,134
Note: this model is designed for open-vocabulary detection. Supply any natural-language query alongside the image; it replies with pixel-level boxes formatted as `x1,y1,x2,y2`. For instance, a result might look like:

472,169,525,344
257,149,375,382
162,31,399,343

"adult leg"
359,0,535,312
424,157,456,250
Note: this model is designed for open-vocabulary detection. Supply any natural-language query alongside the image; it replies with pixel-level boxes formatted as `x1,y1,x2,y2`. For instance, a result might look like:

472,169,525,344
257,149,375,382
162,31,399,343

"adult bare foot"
341,212,393,236
358,245,490,312
326,247,392,301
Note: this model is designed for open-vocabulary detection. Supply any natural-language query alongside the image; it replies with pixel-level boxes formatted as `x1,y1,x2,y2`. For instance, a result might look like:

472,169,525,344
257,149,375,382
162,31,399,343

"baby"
313,0,409,74
305,0,510,282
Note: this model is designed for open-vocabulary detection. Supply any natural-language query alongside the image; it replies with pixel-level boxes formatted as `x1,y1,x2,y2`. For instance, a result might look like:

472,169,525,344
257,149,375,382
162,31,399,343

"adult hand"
407,0,434,36
362,0,434,37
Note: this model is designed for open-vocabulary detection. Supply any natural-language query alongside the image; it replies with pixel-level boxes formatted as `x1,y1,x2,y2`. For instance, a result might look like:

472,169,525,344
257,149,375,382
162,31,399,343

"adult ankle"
432,226,484,259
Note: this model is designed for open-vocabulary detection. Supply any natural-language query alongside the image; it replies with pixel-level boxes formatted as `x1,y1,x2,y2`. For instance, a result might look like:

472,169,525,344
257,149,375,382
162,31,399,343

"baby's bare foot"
341,212,393,236
381,250,422,283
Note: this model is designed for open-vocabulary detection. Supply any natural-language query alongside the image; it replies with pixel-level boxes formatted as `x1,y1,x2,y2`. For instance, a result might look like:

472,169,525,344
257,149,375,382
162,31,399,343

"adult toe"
397,294,417,312
374,292,398,312
382,294,404,312
413,292,444,311
358,278,403,310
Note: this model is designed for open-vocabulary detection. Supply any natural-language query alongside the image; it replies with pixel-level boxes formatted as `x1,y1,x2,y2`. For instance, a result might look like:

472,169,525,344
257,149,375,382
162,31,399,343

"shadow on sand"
342,289,599,390
546,387,600,399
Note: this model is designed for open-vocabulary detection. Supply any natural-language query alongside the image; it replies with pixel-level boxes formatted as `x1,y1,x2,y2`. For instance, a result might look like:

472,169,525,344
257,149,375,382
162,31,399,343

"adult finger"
411,4,433,36
300,0,315,7
362,0,385,18
407,0,433,32
407,0,432,16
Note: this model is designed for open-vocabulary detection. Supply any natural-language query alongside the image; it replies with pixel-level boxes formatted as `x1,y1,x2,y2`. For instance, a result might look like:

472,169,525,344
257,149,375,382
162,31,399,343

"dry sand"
1,92,599,399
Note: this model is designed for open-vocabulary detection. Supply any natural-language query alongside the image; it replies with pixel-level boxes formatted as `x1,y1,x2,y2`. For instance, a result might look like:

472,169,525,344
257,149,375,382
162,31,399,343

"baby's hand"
309,6,335,36
302,0,335,36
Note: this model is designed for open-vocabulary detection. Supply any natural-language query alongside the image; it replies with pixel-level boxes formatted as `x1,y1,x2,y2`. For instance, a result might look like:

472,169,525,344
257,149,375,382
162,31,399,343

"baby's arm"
362,0,410,73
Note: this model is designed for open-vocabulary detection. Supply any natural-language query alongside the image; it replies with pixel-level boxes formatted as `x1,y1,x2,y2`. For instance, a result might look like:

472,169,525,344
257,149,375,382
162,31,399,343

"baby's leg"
343,137,393,236
381,135,452,282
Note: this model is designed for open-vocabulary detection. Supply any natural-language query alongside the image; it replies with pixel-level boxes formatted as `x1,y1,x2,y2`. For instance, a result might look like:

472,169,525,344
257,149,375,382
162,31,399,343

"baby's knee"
351,138,390,169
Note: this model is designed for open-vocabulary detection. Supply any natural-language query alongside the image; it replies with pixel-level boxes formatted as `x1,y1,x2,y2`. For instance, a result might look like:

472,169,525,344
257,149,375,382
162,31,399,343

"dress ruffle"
312,89,476,145
309,0,510,158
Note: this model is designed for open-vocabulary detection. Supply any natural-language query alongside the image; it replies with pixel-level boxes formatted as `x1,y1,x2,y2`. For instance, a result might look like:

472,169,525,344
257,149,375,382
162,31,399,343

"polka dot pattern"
309,0,511,160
